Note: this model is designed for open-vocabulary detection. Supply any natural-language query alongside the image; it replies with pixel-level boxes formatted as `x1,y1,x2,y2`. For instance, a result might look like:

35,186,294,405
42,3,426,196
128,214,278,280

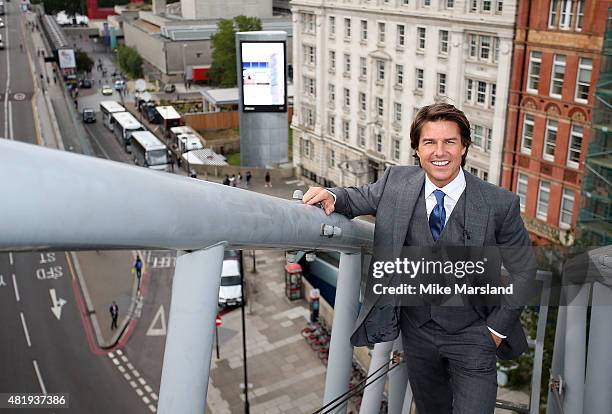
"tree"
209,16,262,87
75,49,94,74
116,45,143,79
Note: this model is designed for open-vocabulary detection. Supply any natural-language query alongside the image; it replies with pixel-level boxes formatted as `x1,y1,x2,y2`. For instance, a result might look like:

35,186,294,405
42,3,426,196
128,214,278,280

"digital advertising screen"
239,41,287,113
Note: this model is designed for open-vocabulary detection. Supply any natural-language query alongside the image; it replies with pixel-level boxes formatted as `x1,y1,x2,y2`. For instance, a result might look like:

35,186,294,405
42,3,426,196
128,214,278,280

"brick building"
501,0,609,246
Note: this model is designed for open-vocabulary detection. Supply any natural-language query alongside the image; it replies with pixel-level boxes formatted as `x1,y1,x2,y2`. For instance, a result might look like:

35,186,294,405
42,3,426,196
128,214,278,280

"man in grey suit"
304,103,535,413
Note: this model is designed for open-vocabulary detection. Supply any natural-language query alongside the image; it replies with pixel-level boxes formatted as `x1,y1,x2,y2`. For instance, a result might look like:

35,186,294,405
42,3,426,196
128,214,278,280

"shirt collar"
424,168,466,202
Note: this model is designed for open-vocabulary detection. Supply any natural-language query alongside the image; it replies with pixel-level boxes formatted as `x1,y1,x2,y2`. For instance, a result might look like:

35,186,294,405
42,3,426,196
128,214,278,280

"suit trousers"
400,307,498,414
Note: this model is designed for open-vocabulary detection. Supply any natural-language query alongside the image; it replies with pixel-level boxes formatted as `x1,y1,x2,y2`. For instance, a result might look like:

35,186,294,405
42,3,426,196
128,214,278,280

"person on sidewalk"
109,301,119,330
133,255,143,291
223,175,230,186
246,171,252,188
229,174,236,187
309,289,320,324
236,172,242,187
265,171,272,188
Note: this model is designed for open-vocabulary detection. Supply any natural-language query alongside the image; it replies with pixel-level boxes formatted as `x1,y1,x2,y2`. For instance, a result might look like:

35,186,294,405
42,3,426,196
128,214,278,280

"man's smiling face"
416,120,466,188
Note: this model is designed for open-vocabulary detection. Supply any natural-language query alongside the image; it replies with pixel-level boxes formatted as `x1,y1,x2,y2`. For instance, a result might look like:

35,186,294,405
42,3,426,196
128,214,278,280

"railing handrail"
0,139,374,253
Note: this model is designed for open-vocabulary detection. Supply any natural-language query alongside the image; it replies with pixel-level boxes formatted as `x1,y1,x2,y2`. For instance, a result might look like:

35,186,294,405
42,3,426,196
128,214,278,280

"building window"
470,0,478,12
537,180,550,220
304,107,315,128
482,171,489,181
415,68,424,91
393,139,401,160
329,16,336,37
423,0,431,6
303,76,315,96
439,30,449,54
376,97,384,117
482,0,491,11
465,79,499,110
517,173,528,212
559,188,575,228
479,36,491,60
376,60,385,81
437,73,447,95
342,120,350,140
477,81,487,104
360,20,368,41
375,133,383,153
490,83,496,107
402,0,409,4
328,115,336,135
303,45,315,65
397,24,405,47
378,22,386,43
550,54,566,98
396,64,404,86
360,57,367,78
359,92,366,112
302,13,315,34
493,37,500,63
521,114,534,154
559,0,573,30
495,0,503,13
486,128,492,152
329,149,336,167
548,0,558,27
527,51,542,93
469,34,478,58
329,51,336,71
469,166,479,175
343,88,350,107
344,53,351,75
344,18,351,39
543,119,558,161
328,83,335,104
394,102,402,122
472,125,485,147
567,124,583,168
417,27,426,50
576,0,584,30
575,58,592,103
446,0,454,7
358,126,366,147
468,33,499,63
466,79,473,102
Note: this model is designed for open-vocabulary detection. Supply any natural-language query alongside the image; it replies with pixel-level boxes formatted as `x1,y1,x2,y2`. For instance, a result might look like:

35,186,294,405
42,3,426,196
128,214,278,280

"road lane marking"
148,404,156,412
118,365,125,373
32,360,47,394
12,273,20,302
142,396,150,404
107,351,158,411
8,101,13,139
136,388,144,397
20,312,32,347
144,385,152,393
9,252,13,265
123,373,132,381
3,15,10,140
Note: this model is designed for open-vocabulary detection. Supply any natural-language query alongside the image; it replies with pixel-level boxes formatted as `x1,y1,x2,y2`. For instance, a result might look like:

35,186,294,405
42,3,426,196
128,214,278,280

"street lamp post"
182,44,187,86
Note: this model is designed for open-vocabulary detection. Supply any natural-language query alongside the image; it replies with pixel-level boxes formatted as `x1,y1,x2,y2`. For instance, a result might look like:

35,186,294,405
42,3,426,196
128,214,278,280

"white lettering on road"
20,312,32,347
152,256,174,269
12,274,19,302
36,266,64,280
32,360,47,395
146,305,167,336
39,253,56,264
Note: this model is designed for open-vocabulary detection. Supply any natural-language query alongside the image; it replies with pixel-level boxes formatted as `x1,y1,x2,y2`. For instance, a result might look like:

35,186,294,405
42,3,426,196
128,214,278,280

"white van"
218,259,243,307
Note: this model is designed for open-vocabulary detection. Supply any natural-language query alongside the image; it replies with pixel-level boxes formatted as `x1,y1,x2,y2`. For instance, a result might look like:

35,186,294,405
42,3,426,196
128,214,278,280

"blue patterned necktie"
429,189,446,242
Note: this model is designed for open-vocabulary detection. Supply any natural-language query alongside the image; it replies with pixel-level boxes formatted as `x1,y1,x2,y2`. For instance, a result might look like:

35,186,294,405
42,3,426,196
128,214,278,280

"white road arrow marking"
49,289,67,320
146,305,166,336
0,275,6,287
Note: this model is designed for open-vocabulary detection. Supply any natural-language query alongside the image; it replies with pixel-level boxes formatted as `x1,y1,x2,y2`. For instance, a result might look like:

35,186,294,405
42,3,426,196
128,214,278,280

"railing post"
157,245,225,414
546,305,567,414
583,282,612,413
359,341,393,414
323,252,362,414
387,337,410,414
562,283,590,414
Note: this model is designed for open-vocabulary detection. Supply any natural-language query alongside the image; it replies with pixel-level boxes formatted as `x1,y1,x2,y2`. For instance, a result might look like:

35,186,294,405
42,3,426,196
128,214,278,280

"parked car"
101,85,113,95
163,83,176,93
218,258,243,308
82,108,96,123
114,79,126,91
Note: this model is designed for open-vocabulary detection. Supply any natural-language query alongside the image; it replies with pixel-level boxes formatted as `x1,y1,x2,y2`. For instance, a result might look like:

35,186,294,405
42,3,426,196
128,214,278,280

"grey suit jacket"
330,166,536,360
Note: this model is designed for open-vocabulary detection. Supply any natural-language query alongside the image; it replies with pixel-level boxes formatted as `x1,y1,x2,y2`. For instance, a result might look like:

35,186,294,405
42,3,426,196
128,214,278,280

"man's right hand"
303,187,336,216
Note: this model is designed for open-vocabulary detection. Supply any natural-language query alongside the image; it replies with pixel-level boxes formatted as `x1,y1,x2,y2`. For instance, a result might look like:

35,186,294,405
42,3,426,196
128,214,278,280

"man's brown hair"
409,103,471,167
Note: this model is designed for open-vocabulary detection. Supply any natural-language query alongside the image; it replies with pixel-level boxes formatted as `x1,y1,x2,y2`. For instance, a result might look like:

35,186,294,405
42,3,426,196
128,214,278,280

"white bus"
99,101,125,131
130,131,169,171
112,112,144,150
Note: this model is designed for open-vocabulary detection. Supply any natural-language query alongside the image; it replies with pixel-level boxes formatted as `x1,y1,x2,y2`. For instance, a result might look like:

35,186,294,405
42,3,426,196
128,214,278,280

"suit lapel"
463,171,489,246
392,169,425,258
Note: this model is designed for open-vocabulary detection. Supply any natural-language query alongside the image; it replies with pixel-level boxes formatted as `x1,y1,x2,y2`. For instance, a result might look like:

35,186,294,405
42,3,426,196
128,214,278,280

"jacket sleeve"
328,167,392,219
486,195,537,336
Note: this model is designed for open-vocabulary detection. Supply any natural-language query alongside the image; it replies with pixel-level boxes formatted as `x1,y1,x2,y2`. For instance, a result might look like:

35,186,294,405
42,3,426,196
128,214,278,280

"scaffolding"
578,8,612,245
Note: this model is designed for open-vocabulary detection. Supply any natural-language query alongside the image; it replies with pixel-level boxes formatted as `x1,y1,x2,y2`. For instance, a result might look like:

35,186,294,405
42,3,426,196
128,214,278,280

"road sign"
215,316,222,327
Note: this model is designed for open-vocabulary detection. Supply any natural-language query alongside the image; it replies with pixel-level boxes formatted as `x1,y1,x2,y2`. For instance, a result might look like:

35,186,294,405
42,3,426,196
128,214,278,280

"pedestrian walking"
246,171,252,188
53,76,56,84
133,255,143,291
236,172,242,187
265,171,272,188
309,289,320,324
109,301,119,330
222,175,230,185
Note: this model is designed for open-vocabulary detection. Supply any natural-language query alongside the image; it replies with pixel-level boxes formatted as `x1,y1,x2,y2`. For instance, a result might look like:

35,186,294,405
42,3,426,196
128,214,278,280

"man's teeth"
432,161,450,166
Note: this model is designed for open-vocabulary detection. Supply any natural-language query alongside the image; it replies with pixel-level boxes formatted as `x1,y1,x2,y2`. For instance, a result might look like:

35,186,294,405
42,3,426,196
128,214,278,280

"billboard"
239,41,287,112
58,48,76,69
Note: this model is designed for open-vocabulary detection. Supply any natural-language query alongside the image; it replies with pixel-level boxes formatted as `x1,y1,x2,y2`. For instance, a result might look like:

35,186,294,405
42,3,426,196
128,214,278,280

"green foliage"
75,49,94,73
209,16,262,87
116,45,143,79
226,152,241,166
